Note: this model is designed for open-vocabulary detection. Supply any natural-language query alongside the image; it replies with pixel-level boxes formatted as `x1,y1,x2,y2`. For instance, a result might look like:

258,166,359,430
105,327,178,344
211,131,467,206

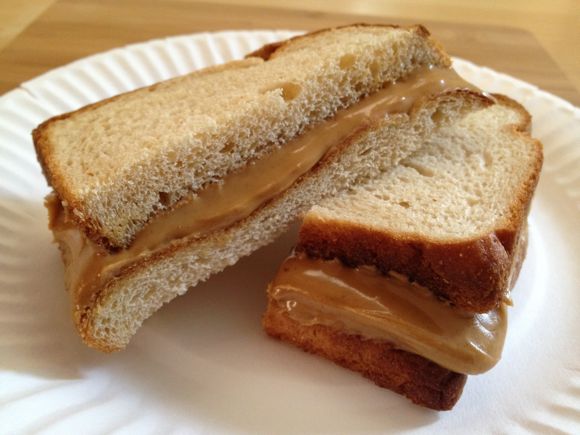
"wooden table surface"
1,0,579,105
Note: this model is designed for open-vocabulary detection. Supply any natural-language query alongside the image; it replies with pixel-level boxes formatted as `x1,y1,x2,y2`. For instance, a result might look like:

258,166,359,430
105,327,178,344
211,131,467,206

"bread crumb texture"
309,100,540,241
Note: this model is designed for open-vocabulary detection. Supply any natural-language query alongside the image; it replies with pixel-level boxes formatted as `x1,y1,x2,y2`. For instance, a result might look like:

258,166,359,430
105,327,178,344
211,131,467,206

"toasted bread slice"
297,95,543,313
34,24,451,250
264,97,542,409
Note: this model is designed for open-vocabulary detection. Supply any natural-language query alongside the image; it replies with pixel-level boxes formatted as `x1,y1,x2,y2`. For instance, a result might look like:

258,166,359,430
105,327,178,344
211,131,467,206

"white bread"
34,24,451,249
298,95,542,312
264,96,543,409
65,90,490,352
36,24,494,352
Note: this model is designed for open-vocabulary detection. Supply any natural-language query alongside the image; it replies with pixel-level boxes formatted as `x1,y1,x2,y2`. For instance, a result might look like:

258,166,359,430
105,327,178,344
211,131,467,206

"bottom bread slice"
263,299,467,411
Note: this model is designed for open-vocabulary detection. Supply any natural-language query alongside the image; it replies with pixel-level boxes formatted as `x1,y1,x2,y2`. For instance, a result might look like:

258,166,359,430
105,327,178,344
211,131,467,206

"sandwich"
34,24,491,352
263,95,543,410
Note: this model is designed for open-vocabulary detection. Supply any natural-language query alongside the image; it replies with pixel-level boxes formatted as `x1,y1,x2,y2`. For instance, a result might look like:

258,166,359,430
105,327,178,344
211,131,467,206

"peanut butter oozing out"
269,253,507,375
47,67,479,311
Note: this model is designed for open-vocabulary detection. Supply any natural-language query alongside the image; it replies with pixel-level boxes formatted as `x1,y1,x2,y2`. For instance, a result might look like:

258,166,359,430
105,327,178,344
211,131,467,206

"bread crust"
247,24,444,63
297,223,510,312
263,299,466,410
298,95,543,313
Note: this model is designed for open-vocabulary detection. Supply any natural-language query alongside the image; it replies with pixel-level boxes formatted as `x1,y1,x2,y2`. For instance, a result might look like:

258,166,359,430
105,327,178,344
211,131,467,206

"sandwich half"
264,95,543,410
34,24,491,352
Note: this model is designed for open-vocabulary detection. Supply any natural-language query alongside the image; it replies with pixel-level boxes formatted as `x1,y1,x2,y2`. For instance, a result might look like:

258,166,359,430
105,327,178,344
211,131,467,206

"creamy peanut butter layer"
47,66,479,310
268,253,507,375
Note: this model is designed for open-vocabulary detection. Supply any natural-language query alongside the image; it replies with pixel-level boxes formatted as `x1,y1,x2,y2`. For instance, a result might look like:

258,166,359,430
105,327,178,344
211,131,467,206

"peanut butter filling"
268,254,507,375
47,66,480,310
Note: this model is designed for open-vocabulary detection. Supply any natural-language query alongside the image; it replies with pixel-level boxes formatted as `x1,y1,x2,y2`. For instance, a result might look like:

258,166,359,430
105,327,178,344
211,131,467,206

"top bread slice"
33,24,450,250
298,95,543,313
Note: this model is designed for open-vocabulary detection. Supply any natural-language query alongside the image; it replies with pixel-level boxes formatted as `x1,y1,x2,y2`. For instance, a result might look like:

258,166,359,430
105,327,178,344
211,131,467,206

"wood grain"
0,0,53,50
0,0,578,105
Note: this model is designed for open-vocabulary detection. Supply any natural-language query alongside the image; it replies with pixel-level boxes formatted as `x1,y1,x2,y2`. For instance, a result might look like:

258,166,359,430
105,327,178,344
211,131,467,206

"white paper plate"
1,30,579,434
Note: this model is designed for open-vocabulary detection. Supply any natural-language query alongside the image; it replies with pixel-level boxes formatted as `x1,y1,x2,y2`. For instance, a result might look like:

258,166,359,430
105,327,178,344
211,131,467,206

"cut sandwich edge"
298,95,542,313
68,89,492,352
263,298,467,411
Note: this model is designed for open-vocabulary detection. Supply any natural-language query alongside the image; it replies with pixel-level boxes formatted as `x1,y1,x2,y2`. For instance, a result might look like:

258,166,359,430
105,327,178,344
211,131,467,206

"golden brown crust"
246,24,405,60
247,24,446,66
298,95,542,313
507,221,528,292
263,299,466,410
298,223,511,312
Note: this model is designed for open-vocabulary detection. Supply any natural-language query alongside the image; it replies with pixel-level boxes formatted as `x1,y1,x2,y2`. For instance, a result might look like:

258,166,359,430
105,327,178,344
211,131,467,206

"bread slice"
263,299,467,411
297,95,543,313
263,97,543,409
34,24,451,250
